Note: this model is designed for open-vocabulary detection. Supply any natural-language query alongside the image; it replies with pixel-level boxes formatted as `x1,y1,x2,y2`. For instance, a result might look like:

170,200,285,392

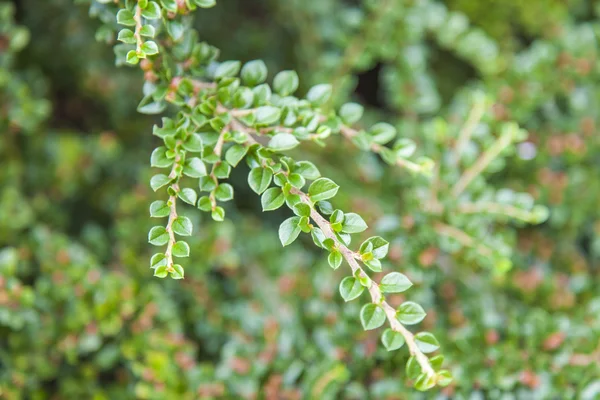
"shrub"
1,0,599,398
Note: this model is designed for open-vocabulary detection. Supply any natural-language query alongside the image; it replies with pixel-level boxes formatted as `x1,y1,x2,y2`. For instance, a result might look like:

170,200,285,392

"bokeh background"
1,0,600,398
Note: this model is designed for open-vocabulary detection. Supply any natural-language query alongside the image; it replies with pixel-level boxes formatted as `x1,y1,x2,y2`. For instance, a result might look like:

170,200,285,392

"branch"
433,222,493,257
451,131,512,197
457,202,535,222
292,188,436,378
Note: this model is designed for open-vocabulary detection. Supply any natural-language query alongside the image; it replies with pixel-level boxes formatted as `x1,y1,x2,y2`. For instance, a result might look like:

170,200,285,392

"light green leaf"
261,187,285,211
248,167,273,194
193,0,216,7
359,236,389,259
178,188,197,205
327,250,343,269
254,106,281,125
215,184,234,201
279,216,301,246
294,161,320,180
141,2,162,19
170,264,184,279
369,122,397,145
148,226,169,246
214,60,241,79
241,60,268,86
360,303,386,330
273,70,299,96
381,328,405,351
150,174,170,191
141,41,159,56
172,241,190,257
339,277,364,301
117,29,135,44
154,265,168,278
415,332,440,353
306,83,332,106
308,178,339,202
172,216,192,236
211,206,225,221
183,158,207,178
268,133,299,151
116,9,135,26
225,144,248,167
150,200,170,218
396,301,426,325
341,213,367,233
339,102,364,125
380,272,412,293
140,25,155,38
150,253,167,269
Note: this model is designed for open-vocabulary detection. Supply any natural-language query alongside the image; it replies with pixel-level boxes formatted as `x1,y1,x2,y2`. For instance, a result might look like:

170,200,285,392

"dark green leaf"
261,187,285,211
248,167,273,194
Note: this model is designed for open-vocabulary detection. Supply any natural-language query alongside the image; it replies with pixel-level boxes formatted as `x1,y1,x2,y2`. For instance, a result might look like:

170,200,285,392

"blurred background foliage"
1,0,600,398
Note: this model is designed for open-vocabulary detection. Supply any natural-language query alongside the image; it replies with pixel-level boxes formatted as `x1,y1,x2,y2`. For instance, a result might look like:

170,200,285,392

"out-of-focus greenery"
1,0,599,398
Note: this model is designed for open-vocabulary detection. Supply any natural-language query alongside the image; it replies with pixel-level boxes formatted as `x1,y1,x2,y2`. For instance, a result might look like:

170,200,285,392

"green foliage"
1,0,600,398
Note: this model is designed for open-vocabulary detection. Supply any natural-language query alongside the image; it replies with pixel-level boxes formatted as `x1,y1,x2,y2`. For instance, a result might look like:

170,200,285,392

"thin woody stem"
292,188,436,378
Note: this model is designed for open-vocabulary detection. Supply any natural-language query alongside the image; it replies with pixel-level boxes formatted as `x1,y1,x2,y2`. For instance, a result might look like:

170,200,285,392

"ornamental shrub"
1,0,599,398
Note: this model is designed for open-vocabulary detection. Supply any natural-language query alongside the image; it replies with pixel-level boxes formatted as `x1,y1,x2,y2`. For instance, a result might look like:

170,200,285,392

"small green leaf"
172,241,190,257
268,133,300,151
308,178,339,202
430,355,444,371
178,188,197,205
141,41,159,55
140,25,155,38
150,147,172,168
117,29,135,44
215,183,234,201
415,332,440,353
437,370,453,387
380,272,412,293
381,328,405,351
160,0,177,12
341,213,367,233
359,236,389,259
248,167,273,194
273,70,299,96
172,216,192,236
170,264,184,279
261,187,285,211
241,60,268,86
211,206,225,221
150,253,167,269
150,174,170,191
328,250,343,270
225,144,248,167
394,138,416,158
148,226,169,246
183,158,207,178
406,356,422,379
197,196,211,211
279,216,301,246
214,60,241,79
396,301,426,325
339,277,364,302
294,161,320,180
288,173,305,189
369,122,397,145
293,203,311,217
306,83,332,106
365,258,382,272
154,265,168,278
193,0,216,7
360,303,386,330
339,102,364,125
254,106,281,125
414,373,436,392
150,200,170,218
213,162,231,179
142,2,162,19
116,9,136,26
126,50,139,65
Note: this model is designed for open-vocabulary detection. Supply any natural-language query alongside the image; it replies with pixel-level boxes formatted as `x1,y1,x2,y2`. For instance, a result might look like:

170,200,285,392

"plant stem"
292,188,436,378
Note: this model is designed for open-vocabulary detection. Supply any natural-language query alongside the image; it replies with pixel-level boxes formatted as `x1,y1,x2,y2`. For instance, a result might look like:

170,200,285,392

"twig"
292,188,436,378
